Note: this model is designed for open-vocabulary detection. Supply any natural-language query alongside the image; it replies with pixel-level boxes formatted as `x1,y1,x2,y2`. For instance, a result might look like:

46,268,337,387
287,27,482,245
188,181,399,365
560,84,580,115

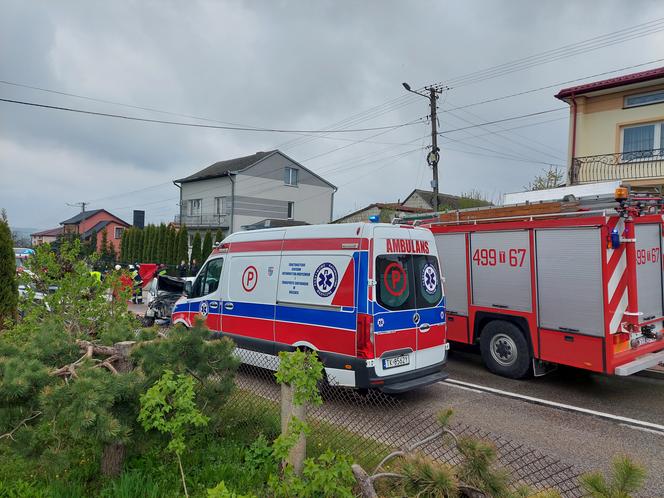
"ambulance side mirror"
184,281,192,298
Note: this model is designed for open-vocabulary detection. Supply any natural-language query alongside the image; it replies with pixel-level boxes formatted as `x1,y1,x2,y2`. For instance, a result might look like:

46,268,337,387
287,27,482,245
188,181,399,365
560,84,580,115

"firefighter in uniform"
129,264,143,304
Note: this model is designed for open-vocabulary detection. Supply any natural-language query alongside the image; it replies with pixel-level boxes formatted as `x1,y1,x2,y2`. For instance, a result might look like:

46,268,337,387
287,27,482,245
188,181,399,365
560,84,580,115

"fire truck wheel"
480,321,531,379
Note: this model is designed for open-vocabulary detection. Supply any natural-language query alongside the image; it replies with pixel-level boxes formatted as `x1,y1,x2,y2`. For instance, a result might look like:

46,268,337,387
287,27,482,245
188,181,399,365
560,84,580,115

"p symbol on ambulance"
384,262,407,297
242,266,258,292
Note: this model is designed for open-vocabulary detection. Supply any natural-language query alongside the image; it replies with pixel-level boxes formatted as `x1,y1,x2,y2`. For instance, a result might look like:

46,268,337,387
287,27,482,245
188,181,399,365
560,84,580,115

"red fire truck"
420,188,664,378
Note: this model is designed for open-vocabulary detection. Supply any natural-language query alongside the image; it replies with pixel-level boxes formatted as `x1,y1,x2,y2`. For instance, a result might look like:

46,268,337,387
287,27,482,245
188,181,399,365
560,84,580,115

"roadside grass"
0,387,393,497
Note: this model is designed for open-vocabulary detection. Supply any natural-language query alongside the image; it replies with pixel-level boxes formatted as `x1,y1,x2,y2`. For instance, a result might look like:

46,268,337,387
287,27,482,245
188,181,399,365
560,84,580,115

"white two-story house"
174,150,336,236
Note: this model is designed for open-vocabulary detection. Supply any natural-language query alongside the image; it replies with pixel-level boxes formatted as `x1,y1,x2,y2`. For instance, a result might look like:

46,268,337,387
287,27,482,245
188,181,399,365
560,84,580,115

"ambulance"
172,222,448,393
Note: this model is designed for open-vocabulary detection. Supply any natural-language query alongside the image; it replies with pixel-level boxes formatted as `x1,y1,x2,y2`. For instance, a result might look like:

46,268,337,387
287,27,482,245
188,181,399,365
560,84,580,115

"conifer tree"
120,229,127,263
159,224,168,263
190,232,202,266
135,228,144,263
214,228,224,244
155,224,164,263
0,210,17,327
150,225,159,262
202,230,213,260
144,225,154,262
100,230,110,262
126,228,135,263
178,226,189,264
108,238,117,264
168,227,178,265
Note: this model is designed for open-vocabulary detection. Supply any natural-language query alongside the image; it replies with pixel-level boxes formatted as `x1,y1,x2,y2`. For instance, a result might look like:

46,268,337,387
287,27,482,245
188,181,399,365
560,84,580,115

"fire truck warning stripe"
443,379,664,434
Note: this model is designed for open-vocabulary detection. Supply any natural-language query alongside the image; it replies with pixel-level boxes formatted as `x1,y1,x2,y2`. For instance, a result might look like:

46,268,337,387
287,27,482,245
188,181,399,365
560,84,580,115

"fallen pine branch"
0,411,42,441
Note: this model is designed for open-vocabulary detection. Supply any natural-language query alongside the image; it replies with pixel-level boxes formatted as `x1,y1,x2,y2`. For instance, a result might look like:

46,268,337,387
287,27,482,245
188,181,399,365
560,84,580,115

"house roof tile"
555,66,664,100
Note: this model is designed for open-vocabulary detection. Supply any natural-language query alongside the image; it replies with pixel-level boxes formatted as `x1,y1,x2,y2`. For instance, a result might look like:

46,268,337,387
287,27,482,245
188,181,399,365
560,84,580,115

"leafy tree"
202,230,213,260
0,212,17,328
139,370,209,498
215,229,224,244
178,226,189,265
190,232,202,267
524,166,565,191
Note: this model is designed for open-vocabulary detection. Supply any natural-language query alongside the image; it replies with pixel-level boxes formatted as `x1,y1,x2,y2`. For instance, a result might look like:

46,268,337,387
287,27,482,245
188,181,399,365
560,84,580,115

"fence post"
288,399,306,475
280,382,307,475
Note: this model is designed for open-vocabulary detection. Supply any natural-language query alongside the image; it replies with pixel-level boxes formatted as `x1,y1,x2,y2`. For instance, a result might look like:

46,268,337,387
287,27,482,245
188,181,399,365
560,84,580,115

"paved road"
444,348,664,425
396,348,664,496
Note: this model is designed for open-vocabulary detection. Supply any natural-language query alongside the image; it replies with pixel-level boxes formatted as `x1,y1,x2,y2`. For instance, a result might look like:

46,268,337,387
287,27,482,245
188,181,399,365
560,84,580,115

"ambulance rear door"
372,226,440,376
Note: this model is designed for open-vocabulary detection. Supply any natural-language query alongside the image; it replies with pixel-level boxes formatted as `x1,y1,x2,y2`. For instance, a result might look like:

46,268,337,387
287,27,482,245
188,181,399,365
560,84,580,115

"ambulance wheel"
480,321,531,379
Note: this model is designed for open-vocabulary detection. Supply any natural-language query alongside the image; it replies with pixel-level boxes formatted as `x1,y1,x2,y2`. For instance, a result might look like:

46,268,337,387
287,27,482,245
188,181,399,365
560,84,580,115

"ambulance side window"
190,258,223,298
202,258,223,296
190,263,207,298
376,254,415,311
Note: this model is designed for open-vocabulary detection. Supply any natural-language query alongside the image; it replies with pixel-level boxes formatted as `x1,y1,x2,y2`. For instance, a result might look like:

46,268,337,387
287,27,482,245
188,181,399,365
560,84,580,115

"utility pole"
67,201,88,212
402,82,444,212
427,87,440,212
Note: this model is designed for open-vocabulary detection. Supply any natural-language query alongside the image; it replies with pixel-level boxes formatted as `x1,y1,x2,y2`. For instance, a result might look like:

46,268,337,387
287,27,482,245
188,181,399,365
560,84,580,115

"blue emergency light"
368,215,380,223
609,228,620,249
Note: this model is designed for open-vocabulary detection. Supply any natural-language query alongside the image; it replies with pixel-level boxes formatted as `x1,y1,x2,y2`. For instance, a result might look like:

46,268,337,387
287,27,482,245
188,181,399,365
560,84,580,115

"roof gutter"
229,172,236,234
173,181,182,227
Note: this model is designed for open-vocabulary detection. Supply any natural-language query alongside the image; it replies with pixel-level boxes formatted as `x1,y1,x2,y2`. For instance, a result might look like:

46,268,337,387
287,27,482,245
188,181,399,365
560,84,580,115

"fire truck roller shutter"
435,233,468,315
535,228,604,337
635,224,663,322
470,231,531,312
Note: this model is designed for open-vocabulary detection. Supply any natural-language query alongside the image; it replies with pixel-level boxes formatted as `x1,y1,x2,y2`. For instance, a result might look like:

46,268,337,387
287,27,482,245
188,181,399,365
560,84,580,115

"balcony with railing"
570,148,664,185
174,213,229,228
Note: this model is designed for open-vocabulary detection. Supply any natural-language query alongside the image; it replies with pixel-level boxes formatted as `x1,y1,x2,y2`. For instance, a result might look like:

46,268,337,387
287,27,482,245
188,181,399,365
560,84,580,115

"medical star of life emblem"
313,262,338,298
422,264,438,295
199,301,209,317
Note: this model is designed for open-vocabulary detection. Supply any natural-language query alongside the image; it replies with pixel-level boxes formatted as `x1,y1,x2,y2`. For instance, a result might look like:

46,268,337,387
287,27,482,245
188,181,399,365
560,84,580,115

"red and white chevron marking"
606,217,628,334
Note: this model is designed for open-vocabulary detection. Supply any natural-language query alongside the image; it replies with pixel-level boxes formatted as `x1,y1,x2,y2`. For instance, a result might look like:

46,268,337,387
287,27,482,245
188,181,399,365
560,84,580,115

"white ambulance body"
172,222,448,393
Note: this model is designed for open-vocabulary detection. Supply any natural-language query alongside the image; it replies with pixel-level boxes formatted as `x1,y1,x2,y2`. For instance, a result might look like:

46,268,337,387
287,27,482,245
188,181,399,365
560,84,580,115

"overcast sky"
2,0,664,230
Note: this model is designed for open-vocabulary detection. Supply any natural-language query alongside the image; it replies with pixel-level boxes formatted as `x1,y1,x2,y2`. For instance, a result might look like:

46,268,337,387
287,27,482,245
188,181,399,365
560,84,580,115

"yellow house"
555,67,664,188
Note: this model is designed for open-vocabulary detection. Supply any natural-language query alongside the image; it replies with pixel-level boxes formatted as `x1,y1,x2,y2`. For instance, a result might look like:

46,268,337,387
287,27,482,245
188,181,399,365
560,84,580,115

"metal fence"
571,148,664,185
229,351,584,497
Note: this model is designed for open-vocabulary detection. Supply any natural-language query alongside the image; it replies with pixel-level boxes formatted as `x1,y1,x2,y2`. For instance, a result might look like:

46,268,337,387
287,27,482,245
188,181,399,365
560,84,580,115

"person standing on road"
189,259,199,277
177,260,187,277
129,264,143,304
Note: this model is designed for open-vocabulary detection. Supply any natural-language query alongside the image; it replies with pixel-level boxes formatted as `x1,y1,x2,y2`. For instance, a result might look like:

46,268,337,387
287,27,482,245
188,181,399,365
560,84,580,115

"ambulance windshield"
376,254,442,310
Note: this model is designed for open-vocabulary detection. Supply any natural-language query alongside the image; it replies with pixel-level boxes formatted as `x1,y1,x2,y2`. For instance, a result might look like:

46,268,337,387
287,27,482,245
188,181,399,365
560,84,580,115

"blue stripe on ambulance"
225,301,357,331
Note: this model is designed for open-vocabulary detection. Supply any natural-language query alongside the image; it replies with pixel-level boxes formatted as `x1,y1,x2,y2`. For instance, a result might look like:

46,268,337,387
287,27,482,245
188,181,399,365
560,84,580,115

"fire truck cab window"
376,254,442,311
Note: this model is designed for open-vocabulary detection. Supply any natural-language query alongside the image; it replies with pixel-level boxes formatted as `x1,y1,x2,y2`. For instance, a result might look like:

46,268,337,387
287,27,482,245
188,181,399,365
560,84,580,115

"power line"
431,17,664,90
0,97,422,134
439,108,567,135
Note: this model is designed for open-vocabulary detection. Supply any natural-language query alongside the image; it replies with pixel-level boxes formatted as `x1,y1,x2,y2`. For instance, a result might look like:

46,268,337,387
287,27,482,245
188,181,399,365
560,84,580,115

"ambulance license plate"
383,354,410,369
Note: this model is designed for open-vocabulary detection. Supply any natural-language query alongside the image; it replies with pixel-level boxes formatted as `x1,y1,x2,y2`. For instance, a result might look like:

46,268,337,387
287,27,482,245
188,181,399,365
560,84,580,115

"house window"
188,199,202,216
287,201,294,219
624,90,664,108
214,197,226,215
284,167,298,186
621,122,664,159
114,227,124,240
